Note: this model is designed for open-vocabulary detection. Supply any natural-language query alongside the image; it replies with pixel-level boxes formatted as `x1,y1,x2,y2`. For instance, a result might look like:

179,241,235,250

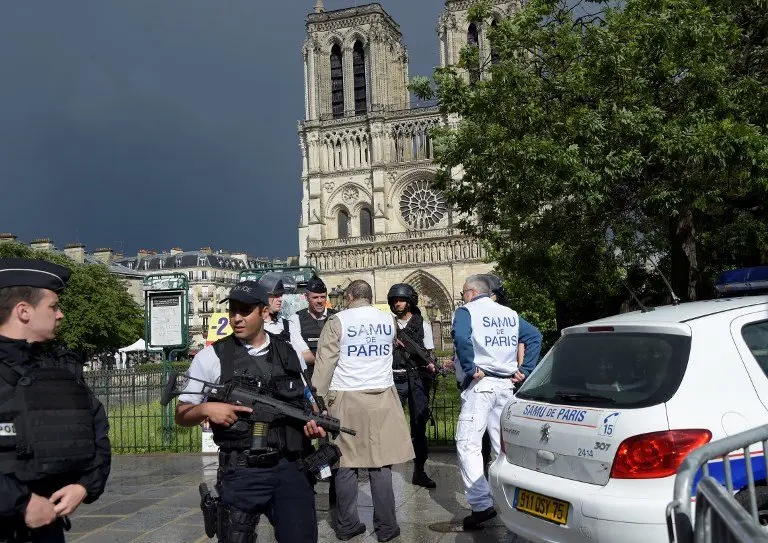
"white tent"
119,339,163,353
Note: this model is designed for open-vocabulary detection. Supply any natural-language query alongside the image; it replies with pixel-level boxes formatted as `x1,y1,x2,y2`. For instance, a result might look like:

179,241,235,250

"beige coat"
313,299,415,468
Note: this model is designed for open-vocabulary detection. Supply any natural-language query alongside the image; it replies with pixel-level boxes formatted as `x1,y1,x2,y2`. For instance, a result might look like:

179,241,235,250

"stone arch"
401,269,454,321
325,33,344,52
344,31,369,51
325,183,372,220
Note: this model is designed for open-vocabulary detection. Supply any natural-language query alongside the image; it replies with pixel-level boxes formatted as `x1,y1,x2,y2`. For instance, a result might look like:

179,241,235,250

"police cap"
0,258,71,293
257,272,285,296
306,277,327,294
220,281,269,306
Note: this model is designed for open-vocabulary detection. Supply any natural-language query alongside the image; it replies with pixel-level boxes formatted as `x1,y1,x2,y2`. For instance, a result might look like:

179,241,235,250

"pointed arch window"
330,44,344,119
353,41,367,115
338,209,350,239
467,23,480,84
490,19,500,65
360,207,373,237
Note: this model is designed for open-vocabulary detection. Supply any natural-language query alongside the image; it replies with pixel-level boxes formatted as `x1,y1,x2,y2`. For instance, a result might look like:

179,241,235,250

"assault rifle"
161,372,356,437
396,329,436,372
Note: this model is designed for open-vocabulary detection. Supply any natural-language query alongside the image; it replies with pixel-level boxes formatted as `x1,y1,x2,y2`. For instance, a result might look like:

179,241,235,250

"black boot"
411,470,436,489
462,507,497,530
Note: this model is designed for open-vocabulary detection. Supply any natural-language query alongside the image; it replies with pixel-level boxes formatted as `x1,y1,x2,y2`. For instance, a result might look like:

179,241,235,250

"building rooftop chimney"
29,238,54,252
0,233,17,243
93,248,114,265
64,243,86,264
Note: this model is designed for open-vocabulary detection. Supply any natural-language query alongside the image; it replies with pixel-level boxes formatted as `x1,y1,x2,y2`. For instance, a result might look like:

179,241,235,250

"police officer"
313,280,414,542
452,274,519,530
0,259,111,543
175,281,325,543
257,273,291,341
387,283,437,489
287,277,336,384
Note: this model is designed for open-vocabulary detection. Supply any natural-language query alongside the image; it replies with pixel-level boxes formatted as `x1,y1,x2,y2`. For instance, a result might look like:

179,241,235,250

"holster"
199,483,220,539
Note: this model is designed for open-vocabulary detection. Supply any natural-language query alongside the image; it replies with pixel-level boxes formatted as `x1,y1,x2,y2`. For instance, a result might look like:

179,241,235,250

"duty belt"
219,449,300,469
480,368,514,379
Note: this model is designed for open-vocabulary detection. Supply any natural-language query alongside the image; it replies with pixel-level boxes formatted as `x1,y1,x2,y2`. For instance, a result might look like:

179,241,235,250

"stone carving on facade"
341,185,359,204
399,179,448,230
323,181,335,193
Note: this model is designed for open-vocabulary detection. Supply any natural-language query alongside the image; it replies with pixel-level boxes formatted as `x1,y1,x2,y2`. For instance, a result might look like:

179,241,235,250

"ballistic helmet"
387,283,420,314
257,272,285,296
484,274,510,307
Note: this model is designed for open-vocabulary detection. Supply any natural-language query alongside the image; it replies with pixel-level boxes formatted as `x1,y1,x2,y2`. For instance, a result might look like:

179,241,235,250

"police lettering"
347,344,392,357
347,323,394,337
482,316,517,328
0,422,16,436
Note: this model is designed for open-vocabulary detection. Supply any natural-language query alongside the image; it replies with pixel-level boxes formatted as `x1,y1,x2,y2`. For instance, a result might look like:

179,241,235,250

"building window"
202,316,209,329
331,44,344,119
338,209,350,239
353,41,367,115
467,23,480,84
188,271,194,280
360,207,373,237
203,300,209,312
202,270,208,280
490,19,500,65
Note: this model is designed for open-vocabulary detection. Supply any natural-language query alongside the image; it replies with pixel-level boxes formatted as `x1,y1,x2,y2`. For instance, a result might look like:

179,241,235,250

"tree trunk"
669,209,698,302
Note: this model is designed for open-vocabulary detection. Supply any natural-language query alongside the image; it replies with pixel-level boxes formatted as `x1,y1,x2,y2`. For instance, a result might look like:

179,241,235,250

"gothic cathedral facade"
298,1,516,324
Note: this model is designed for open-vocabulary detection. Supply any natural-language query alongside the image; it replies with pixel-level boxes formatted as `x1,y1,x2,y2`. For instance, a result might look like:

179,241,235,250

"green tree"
0,242,144,354
412,0,768,329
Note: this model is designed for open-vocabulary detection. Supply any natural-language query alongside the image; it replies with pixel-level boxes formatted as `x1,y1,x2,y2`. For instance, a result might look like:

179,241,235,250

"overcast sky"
0,0,444,258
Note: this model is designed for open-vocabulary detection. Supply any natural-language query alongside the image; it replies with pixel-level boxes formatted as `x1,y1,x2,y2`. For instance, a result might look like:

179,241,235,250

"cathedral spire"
314,0,324,13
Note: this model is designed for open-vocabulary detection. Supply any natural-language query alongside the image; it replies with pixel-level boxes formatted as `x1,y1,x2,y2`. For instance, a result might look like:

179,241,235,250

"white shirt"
288,309,330,355
178,335,272,405
396,315,435,350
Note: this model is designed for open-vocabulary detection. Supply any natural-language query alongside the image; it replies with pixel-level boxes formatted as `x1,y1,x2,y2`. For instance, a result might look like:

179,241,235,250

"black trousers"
219,459,317,543
396,373,431,471
0,522,65,543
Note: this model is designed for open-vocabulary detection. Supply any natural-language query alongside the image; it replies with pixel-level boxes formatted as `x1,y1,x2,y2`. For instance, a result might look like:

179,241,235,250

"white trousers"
456,376,515,511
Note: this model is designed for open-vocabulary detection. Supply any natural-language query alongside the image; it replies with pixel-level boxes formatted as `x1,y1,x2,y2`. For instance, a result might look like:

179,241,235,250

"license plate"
514,488,570,525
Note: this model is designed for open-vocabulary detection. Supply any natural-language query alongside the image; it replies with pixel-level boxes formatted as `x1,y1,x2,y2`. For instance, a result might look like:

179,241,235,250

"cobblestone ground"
69,452,531,543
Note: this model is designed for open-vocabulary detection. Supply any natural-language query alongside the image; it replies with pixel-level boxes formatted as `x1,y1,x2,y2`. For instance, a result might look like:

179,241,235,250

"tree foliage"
413,0,768,329
0,242,144,354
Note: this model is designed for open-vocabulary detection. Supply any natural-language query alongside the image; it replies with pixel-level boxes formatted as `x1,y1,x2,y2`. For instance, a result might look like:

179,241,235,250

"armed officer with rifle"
388,283,438,489
0,259,111,543
174,280,335,543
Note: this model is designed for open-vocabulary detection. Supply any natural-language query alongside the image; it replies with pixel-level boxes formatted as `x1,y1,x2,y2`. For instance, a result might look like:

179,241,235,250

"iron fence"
85,365,463,454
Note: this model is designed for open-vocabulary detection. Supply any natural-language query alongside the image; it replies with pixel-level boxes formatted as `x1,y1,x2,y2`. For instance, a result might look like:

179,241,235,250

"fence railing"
85,365,462,454
666,423,768,543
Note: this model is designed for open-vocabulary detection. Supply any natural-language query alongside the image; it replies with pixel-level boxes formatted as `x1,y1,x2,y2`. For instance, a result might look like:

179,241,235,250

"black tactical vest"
296,308,336,355
0,361,96,482
209,334,307,455
393,313,426,371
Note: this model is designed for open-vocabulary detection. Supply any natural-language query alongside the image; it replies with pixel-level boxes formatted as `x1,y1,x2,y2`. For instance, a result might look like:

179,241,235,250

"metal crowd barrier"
667,424,768,543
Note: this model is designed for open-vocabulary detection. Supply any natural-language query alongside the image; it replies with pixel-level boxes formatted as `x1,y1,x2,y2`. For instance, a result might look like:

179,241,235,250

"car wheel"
735,485,768,526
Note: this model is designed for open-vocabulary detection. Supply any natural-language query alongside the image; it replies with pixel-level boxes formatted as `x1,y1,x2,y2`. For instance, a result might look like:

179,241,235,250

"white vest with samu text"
331,306,396,391
464,296,519,376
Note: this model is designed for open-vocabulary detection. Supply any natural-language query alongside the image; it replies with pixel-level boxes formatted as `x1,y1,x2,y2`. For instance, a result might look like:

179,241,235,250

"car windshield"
516,332,692,408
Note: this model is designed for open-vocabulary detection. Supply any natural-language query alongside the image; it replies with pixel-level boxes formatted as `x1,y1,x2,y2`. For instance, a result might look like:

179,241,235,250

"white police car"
489,267,768,543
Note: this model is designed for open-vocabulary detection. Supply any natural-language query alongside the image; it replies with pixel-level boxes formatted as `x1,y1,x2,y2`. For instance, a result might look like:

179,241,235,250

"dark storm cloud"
0,0,443,258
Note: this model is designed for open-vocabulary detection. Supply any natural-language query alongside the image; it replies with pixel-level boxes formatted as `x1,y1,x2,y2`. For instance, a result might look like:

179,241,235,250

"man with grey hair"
313,280,414,542
452,274,520,530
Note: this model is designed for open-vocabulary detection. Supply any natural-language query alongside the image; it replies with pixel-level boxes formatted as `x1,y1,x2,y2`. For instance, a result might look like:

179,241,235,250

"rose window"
399,180,447,230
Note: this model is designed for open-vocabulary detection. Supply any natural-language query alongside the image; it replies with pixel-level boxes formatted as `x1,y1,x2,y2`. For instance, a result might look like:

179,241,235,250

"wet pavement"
69,452,529,543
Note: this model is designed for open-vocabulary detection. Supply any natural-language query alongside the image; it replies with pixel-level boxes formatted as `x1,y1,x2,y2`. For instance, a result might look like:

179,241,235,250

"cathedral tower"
297,2,513,327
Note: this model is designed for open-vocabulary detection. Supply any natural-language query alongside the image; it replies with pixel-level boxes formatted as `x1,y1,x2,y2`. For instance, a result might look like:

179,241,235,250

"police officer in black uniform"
257,273,291,342
287,278,336,384
175,281,325,543
388,283,437,489
0,259,111,543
